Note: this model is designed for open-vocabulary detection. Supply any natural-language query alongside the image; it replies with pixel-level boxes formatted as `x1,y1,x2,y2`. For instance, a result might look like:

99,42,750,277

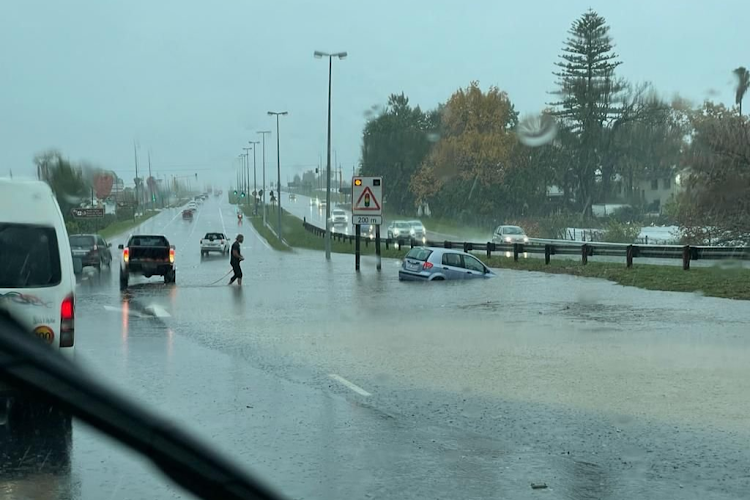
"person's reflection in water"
232,286,244,316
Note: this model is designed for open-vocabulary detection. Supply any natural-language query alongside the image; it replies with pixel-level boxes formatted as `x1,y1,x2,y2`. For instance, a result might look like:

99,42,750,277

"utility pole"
257,131,271,226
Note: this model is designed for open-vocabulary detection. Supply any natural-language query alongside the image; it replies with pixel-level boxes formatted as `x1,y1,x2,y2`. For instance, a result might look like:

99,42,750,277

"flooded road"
3,197,749,499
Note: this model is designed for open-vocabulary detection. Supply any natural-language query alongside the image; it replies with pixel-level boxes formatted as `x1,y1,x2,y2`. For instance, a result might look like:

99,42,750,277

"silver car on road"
492,225,529,243
398,247,495,281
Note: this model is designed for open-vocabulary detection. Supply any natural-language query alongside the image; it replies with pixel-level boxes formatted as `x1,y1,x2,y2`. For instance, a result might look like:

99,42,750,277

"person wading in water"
228,234,244,286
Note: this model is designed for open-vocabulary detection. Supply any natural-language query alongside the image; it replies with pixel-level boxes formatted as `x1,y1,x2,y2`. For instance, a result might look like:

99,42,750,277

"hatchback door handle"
443,267,449,270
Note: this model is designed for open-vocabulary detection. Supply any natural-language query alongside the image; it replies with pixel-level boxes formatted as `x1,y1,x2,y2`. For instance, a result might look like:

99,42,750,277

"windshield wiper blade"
0,311,284,500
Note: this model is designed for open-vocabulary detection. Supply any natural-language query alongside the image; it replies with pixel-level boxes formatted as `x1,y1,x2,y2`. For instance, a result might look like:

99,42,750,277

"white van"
0,180,76,370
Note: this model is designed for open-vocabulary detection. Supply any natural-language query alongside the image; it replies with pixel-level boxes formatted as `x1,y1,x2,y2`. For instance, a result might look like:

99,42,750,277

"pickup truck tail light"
60,294,75,348
169,248,175,263
423,262,434,270
123,247,129,263
93,244,98,251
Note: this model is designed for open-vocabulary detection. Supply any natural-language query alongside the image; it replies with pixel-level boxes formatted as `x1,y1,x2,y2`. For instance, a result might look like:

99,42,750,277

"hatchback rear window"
204,233,225,240
69,235,95,247
0,224,62,288
405,248,432,261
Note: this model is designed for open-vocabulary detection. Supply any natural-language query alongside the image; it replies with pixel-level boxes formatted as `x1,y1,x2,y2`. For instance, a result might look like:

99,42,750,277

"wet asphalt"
1,196,749,500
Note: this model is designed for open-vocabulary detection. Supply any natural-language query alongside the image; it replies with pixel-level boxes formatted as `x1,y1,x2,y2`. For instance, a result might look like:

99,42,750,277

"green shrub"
603,220,641,243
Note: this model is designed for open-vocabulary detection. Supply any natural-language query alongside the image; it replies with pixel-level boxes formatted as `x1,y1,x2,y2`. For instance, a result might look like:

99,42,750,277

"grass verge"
98,210,159,239
484,256,750,301
245,211,292,252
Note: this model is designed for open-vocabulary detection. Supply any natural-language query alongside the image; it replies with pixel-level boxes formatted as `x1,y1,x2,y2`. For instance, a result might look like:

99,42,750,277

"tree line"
359,9,750,244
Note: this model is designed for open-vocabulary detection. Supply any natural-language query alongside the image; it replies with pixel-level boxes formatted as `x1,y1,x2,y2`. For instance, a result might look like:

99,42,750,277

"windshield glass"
2,3,749,500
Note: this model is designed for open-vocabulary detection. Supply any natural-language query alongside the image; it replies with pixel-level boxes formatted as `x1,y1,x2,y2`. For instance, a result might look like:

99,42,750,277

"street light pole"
257,131,271,226
314,50,347,260
249,141,260,215
238,154,244,201
267,111,288,241
242,147,252,206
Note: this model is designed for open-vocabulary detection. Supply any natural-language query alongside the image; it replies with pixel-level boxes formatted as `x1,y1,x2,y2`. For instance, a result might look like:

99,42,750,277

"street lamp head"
314,51,327,58
257,130,271,134
335,51,348,59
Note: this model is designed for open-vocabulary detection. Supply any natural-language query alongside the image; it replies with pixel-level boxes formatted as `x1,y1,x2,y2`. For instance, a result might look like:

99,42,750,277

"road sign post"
355,225,361,271
351,176,383,271
375,225,381,271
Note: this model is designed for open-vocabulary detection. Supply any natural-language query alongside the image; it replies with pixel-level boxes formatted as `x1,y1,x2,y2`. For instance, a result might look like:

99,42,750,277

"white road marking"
103,305,145,318
143,304,171,318
328,374,371,397
218,205,227,236
249,224,272,250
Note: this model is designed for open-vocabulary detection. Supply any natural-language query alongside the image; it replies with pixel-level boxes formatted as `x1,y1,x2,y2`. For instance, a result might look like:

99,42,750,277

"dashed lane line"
328,374,371,397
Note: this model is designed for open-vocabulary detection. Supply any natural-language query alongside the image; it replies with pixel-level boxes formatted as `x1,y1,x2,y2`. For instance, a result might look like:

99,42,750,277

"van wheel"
432,276,445,281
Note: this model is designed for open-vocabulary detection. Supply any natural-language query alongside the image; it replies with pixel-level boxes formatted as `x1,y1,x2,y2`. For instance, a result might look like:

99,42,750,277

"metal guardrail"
302,220,750,270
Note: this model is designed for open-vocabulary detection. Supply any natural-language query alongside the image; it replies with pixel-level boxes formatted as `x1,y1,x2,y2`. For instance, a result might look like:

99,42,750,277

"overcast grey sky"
1,0,747,188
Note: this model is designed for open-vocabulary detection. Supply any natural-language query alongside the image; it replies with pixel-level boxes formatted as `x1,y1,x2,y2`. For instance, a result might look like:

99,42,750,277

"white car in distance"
200,232,229,257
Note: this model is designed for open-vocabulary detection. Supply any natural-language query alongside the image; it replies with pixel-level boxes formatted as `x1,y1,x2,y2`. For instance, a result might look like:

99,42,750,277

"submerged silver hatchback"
398,247,496,281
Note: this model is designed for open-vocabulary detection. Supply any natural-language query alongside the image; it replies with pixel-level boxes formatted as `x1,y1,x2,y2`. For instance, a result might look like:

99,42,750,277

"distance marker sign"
352,176,383,225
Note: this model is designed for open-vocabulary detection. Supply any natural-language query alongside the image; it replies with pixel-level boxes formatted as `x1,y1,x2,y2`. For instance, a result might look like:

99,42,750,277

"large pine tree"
550,10,625,215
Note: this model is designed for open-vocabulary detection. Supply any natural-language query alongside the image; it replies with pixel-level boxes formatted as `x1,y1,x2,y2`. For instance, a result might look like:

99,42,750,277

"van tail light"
92,244,98,251
123,247,129,263
60,294,75,348
169,248,175,264
422,262,434,270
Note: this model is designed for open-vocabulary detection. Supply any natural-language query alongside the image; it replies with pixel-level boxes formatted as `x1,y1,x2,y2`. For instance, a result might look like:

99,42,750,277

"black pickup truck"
118,235,175,289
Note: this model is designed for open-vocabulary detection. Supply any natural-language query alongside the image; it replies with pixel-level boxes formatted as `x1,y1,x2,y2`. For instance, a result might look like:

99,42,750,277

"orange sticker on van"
33,326,55,344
